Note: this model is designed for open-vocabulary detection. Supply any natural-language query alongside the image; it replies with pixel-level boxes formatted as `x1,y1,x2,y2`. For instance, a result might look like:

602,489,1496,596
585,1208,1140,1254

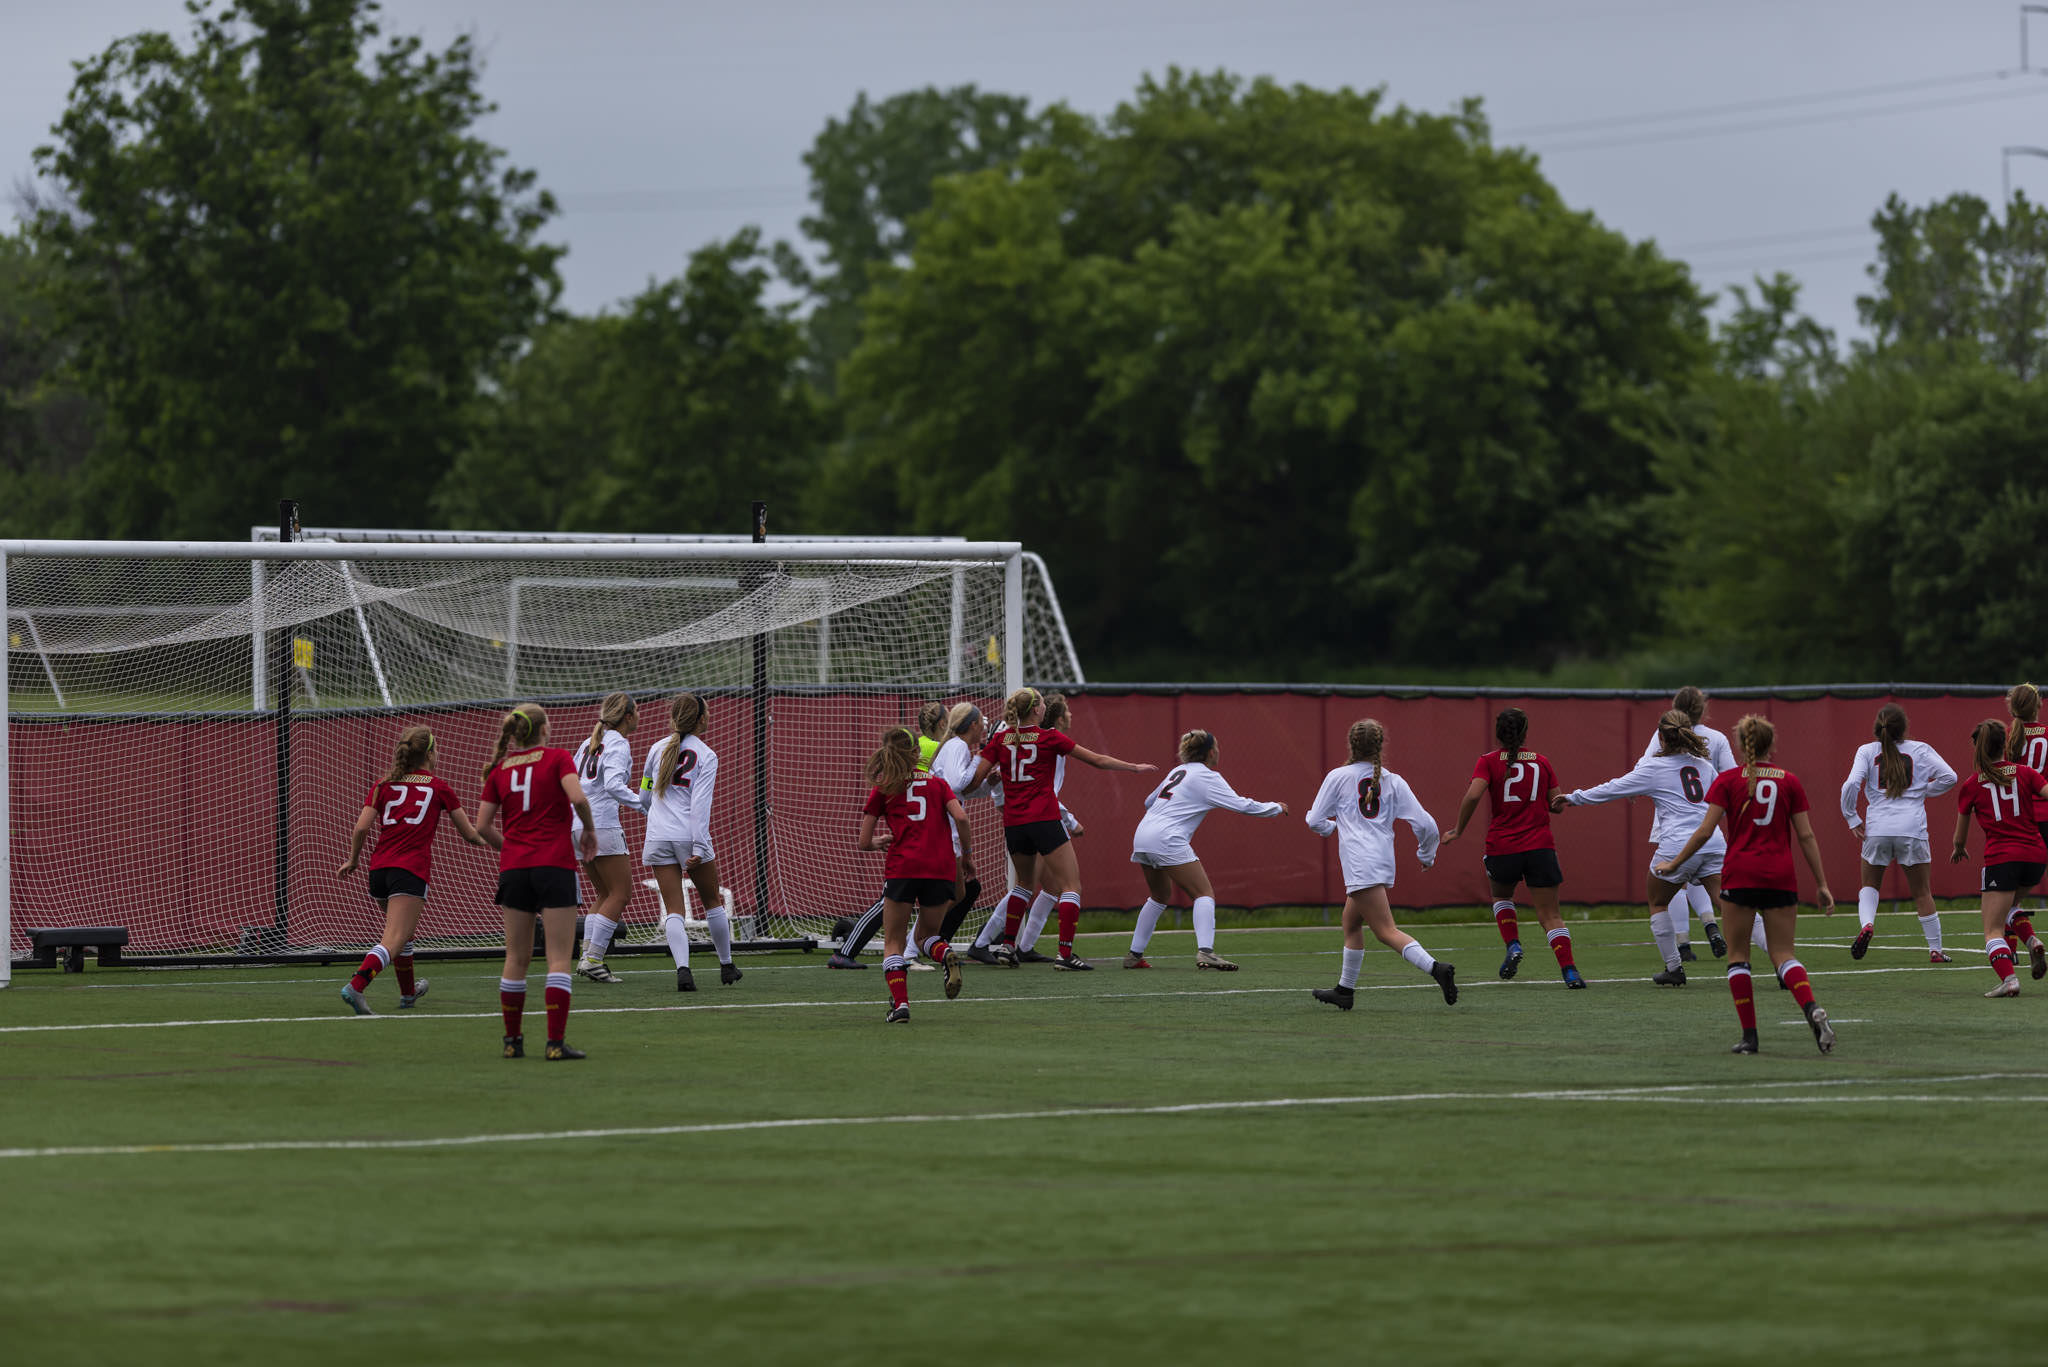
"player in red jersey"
1442,707,1581,987
1659,716,1836,1054
336,725,495,1015
474,703,599,1061
858,728,973,1021
969,687,1155,970
2001,683,2048,964
1951,719,2048,997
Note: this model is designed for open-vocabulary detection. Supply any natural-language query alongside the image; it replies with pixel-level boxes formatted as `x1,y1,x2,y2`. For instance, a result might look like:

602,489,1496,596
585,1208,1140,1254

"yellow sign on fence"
292,638,314,669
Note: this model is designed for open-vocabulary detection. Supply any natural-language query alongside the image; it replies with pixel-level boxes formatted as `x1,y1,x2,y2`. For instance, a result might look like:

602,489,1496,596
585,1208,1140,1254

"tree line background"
6,0,2046,685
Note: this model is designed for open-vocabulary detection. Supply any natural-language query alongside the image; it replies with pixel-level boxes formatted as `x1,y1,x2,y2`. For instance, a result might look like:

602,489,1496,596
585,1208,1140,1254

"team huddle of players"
333,683,2048,1058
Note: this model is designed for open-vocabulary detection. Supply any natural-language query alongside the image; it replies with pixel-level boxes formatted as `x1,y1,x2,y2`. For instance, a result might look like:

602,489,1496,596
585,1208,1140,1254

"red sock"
919,937,950,963
2014,916,2037,944
1728,965,1757,1030
499,982,526,1036
1780,960,1816,1009
2007,934,2020,958
1546,927,1575,969
545,985,570,1041
1057,894,1080,956
886,966,909,1008
999,888,1031,943
1493,902,1519,945
394,955,417,996
1990,942,2018,982
349,945,389,993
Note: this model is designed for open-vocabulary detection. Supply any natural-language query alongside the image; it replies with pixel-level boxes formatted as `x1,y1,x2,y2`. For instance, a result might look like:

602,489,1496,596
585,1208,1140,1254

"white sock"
1649,909,1680,969
1672,890,1692,942
1130,898,1168,954
1018,891,1057,953
973,900,1010,948
1920,912,1944,952
1400,941,1435,975
1192,896,1217,951
707,905,732,964
1857,886,1879,930
1687,884,1715,926
1339,946,1364,989
1751,917,1770,954
663,912,691,968
583,914,617,960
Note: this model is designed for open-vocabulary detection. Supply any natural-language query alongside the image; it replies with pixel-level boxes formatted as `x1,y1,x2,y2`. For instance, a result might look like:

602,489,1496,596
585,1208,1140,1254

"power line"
1672,225,1872,255
1504,68,2020,138
1532,82,2048,154
1690,244,1879,277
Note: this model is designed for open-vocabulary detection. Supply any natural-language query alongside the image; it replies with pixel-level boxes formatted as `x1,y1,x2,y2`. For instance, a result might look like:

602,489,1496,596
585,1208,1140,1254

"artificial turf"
1,915,2042,1366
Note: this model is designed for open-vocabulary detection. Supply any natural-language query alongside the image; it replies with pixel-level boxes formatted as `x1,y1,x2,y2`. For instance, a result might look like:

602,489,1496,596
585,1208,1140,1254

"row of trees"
7,0,2045,680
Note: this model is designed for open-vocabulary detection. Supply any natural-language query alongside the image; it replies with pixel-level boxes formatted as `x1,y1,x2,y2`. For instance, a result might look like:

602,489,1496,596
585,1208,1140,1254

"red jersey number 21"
1503,762,1542,803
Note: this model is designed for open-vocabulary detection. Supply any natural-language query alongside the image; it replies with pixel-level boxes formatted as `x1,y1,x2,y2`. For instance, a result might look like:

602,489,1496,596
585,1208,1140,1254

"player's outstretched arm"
448,807,491,850
337,806,374,876
1440,777,1486,845
1790,810,1833,913
1071,744,1156,774
1950,807,1972,864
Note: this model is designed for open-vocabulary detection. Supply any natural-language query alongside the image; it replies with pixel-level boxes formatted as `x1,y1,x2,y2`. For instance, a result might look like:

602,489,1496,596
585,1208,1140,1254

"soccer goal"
0,518,1081,983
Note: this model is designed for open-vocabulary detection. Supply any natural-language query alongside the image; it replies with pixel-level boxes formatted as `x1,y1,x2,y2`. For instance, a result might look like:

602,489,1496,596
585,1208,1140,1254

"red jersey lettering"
981,727,1077,827
1472,750,1558,855
864,775,959,882
1706,765,1810,892
364,773,460,881
1958,765,2048,864
481,747,577,870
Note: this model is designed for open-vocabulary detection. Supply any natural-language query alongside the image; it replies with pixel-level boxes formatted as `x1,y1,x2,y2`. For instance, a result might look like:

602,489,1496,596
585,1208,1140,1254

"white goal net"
0,536,1077,979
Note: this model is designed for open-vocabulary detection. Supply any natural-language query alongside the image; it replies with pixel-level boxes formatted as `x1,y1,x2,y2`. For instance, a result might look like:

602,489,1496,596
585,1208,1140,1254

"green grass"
2,914,2042,1366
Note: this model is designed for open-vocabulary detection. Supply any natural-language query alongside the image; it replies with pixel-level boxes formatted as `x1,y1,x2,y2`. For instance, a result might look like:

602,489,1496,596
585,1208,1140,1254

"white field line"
0,960,2005,1035
5,1072,2046,1161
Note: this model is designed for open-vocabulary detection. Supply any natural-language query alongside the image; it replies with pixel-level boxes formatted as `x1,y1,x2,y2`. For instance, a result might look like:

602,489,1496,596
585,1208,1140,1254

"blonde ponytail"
656,692,707,795
483,703,546,783
583,692,636,779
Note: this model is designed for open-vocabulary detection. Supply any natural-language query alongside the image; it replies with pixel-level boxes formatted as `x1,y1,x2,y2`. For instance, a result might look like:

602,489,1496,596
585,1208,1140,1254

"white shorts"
572,824,628,859
1654,847,1724,885
643,837,714,867
1339,854,1397,895
1131,837,1198,869
1862,835,1931,867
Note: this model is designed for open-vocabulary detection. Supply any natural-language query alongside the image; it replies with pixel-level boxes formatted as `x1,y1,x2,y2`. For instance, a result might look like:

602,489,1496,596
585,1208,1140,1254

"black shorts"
367,867,427,902
1983,861,2048,894
1722,886,1798,910
1483,848,1563,890
883,877,955,907
1004,820,1071,858
495,866,581,914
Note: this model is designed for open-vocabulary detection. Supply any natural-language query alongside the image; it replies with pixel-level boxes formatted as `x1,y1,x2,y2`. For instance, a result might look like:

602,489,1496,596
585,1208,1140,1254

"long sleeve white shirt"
1133,762,1283,848
1839,739,1957,840
642,734,717,848
572,730,646,832
1567,753,1728,858
1306,764,1438,888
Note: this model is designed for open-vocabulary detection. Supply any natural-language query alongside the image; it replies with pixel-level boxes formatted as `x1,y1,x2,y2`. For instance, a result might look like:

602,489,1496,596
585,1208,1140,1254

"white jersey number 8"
1752,778,1778,827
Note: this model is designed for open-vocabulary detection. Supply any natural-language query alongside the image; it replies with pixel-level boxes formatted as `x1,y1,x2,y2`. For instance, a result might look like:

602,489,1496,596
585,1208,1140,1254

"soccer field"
2,917,2041,1367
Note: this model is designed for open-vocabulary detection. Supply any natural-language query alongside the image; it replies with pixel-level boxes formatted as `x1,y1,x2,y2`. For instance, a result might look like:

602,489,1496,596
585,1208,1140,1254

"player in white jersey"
571,692,651,983
1840,702,1958,963
1637,686,1738,961
641,692,739,991
1304,719,1458,1010
1122,729,1288,971
1562,709,1736,984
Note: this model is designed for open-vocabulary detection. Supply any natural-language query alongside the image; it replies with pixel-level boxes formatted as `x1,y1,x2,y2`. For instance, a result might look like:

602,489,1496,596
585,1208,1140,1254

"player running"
857,728,971,1021
1442,707,1580,987
1306,719,1458,1011
1638,686,1737,960
572,692,650,984
2002,684,2048,961
1839,702,1957,964
1658,715,1837,1055
1951,719,2048,997
828,701,957,971
643,692,740,991
1123,729,1289,971
336,725,495,1014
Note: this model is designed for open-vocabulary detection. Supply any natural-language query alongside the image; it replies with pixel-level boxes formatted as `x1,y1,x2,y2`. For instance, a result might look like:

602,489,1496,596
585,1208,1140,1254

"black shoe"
1678,943,1698,963
1730,1030,1759,1054
1498,941,1524,980
827,951,867,970
885,1004,910,1023
545,1039,586,1061
676,966,697,992
1850,924,1874,960
966,944,1000,966
720,961,743,986
1653,966,1687,987
1563,966,1587,989
1312,985,1355,1011
1017,949,1056,964
502,1034,524,1059
1705,923,1727,958
1432,960,1459,1005
1054,953,1094,971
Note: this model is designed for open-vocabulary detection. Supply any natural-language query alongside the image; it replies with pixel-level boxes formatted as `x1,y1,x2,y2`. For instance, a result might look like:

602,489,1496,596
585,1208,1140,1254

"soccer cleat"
1016,949,1056,964
1498,941,1524,980
1678,942,1698,963
719,961,743,985
2032,940,2047,981
1432,960,1459,1005
1652,966,1687,987
575,958,621,984
1054,953,1094,971
943,953,963,1000
1195,947,1240,971
1563,966,1586,989
545,1039,586,1061
502,1034,525,1059
1929,948,1953,963
906,958,936,972
884,1004,910,1024
993,943,1020,967
1312,985,1355,1011
1986,976,2021,998
1705,922,1727,958
676,966,698,993
1123,952,1152,969
1730,1031,1760,1054
826,951,868,970
398,979,430,1009
1850,924,1874,960
966,944,1001,966
1805,1004,1835,1054
340,984,374,1016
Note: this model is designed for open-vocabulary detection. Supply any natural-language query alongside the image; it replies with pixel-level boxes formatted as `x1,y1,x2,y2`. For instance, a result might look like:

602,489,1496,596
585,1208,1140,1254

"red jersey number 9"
1751,778,1778,826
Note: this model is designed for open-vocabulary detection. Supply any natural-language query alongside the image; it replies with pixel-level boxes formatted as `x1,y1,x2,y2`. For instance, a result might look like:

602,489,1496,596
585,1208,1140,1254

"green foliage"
1859,192,2048,379
0,232,98,535
26,0,560,539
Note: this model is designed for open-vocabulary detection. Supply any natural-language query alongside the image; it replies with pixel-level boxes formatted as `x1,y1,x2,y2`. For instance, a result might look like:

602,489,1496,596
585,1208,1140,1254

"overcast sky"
6,0,2043,341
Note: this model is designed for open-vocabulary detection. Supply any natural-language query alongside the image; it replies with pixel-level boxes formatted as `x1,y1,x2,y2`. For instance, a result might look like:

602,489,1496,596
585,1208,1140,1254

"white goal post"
0,533,1081,985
